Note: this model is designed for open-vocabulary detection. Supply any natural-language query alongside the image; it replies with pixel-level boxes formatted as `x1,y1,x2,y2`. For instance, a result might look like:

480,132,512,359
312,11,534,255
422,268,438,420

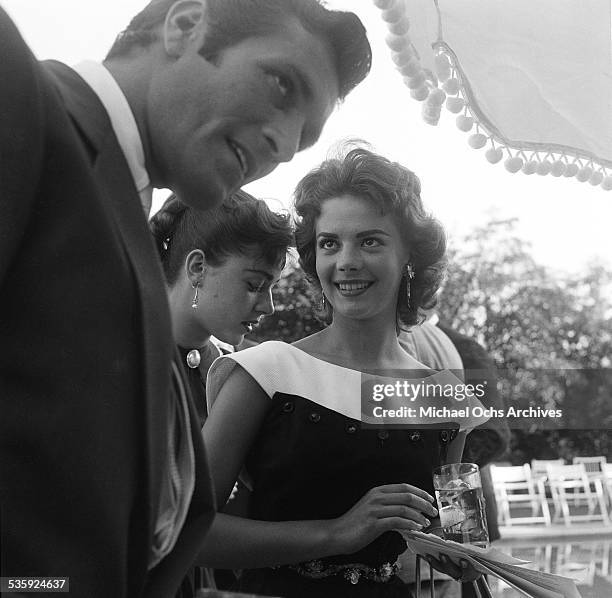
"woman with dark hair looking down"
150,190,293,424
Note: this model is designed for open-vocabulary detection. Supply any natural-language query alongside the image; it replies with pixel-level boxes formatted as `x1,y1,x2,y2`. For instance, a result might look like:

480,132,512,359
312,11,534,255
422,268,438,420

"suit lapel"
43,61,171,544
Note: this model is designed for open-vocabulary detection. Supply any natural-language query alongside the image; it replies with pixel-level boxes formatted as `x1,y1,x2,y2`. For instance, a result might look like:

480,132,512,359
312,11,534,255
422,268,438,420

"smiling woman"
295,147,447,329
200,147,481,597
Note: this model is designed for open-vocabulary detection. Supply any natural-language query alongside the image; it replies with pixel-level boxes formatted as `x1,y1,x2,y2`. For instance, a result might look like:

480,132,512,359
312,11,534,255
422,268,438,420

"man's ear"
185,249,207,283
163,0,207,58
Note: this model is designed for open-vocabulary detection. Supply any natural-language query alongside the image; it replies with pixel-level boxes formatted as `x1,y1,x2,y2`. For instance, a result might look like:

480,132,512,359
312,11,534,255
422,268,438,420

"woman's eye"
362,238,381,248
318,239,337,250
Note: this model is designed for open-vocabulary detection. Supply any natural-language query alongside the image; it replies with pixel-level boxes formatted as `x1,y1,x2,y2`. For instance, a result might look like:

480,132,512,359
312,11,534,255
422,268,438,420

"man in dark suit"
0,1,370,596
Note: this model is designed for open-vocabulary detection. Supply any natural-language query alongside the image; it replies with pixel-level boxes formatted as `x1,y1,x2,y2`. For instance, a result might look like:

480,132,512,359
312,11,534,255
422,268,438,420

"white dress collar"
208,341,489,431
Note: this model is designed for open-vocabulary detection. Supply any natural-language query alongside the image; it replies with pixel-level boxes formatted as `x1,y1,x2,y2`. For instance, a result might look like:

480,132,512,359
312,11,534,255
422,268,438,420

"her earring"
404,264,415,309
191,280,200,310
321,293,327,311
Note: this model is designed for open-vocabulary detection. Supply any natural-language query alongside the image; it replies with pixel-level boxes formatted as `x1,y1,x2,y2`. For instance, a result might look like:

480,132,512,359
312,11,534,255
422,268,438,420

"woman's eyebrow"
356,229,391,238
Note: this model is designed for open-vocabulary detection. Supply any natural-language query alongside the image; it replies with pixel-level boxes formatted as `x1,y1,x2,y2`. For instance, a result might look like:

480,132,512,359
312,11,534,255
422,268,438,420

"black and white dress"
207,341,486,598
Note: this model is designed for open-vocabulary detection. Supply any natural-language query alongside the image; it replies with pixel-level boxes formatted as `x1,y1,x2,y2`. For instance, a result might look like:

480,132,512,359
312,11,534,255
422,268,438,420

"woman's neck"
311,315,406,371
168,286,211,349
174,321,211,350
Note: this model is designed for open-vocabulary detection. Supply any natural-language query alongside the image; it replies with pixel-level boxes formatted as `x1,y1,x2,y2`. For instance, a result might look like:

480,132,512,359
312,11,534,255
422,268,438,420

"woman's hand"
424,554,481,583
328,483,439,555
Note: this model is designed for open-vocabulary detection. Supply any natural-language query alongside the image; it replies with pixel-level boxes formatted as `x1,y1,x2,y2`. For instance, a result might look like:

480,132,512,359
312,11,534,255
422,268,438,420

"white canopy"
376,0,612,188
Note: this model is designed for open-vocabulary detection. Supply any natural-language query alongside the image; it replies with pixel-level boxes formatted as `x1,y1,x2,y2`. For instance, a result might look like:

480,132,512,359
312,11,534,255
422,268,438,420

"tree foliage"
437,218,612,462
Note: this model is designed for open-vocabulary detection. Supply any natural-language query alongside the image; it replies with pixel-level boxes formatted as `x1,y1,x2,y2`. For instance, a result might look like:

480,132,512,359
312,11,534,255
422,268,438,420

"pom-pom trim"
375,0,612,190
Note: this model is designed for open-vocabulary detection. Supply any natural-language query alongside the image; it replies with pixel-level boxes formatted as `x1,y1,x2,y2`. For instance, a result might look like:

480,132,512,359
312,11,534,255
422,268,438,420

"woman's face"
194,251,282,346
315,195,409,324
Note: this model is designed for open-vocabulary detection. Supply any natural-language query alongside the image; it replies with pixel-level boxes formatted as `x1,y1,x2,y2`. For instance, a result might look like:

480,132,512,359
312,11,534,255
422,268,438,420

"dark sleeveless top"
207,341,486,597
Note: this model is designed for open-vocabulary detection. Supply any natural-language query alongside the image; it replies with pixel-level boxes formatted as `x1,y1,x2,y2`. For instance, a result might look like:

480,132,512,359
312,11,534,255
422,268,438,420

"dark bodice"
247,392,457,566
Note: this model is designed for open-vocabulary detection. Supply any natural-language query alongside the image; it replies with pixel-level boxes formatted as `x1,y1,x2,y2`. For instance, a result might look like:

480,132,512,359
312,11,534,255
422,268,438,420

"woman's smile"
333,279,375,296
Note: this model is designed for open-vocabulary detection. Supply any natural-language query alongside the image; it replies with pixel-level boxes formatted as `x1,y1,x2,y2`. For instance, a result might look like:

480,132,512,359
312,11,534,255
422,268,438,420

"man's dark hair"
106,0,371,100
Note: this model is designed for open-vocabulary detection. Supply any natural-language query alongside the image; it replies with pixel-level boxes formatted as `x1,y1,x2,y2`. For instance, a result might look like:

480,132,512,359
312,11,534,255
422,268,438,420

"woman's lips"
334,280,374,296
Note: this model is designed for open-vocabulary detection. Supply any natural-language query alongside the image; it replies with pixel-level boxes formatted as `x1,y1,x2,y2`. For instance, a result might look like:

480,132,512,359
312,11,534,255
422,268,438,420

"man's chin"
175,180,228,212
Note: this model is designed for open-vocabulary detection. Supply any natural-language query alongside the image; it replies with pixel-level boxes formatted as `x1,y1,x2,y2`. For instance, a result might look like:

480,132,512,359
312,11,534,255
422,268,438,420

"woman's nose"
336,246,362,272
256,289,275,316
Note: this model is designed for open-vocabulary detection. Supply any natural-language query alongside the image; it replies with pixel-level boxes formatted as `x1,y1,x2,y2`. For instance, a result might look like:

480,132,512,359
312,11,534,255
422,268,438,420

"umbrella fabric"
377,0,612,187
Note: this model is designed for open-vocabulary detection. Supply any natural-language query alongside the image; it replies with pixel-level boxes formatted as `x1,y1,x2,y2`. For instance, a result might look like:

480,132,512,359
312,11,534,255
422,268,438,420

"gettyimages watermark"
360,368,612,430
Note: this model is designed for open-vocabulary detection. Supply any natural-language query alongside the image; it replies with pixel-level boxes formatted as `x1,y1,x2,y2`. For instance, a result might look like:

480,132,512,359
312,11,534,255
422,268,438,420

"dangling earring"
191,280,200,309
404,263,415,309
318,293,328,313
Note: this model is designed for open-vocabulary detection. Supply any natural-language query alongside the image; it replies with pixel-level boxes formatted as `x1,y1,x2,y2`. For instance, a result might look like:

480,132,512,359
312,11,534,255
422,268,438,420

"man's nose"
262,112,303,164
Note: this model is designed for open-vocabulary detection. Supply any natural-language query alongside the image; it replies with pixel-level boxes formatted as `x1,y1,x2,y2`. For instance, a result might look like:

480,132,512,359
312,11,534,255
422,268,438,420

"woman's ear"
163,0,208,58
185,249,207,283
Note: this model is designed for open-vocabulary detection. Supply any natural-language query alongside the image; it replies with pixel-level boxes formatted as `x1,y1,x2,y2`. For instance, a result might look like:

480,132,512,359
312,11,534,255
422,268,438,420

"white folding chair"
573,456,607,477
604,463,612,508
573,456,609,507
547,463,610,525
531,458,564,500
531,459,564,478
491,464,551,526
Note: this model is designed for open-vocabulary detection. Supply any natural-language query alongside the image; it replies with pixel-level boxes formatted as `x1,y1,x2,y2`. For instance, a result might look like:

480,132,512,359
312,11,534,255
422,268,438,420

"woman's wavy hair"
150,190,293,285
106,0,371,102
293,147,447,328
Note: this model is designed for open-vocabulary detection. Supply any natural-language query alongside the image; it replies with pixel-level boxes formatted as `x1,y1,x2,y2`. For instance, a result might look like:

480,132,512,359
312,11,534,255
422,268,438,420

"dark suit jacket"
0,9,215,597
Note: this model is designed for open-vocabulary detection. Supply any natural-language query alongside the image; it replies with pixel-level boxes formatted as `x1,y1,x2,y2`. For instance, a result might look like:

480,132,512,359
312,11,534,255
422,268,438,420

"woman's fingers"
380,516,430,532
376,486,438,518
376,505,431,527
378,483,435,502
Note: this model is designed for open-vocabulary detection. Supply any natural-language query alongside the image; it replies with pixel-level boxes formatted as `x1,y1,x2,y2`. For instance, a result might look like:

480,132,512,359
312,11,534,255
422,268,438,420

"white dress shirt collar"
72,60,152,213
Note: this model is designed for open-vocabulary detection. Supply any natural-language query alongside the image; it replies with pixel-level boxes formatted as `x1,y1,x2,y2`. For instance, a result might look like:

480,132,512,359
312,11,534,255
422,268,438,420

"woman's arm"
203,365,269,507
198,485,438,569
199,365,438,568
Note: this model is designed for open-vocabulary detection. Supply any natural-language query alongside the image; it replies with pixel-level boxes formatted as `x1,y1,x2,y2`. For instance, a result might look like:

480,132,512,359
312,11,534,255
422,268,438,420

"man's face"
146,18,339,210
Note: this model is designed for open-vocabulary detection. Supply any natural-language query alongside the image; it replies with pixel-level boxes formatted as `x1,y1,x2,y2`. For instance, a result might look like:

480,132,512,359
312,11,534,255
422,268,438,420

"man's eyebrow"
356,229,392,238
316,232,338,239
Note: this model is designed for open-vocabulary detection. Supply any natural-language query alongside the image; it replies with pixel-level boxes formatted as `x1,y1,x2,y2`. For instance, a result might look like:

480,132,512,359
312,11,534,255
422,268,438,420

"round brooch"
186,349,201,369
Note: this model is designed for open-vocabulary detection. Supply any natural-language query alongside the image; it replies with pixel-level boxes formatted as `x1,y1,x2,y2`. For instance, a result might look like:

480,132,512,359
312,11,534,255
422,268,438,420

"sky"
4,0,611,274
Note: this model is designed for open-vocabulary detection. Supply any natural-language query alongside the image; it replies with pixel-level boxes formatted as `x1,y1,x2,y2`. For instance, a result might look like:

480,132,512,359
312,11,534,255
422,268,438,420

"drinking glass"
432,462,489,547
